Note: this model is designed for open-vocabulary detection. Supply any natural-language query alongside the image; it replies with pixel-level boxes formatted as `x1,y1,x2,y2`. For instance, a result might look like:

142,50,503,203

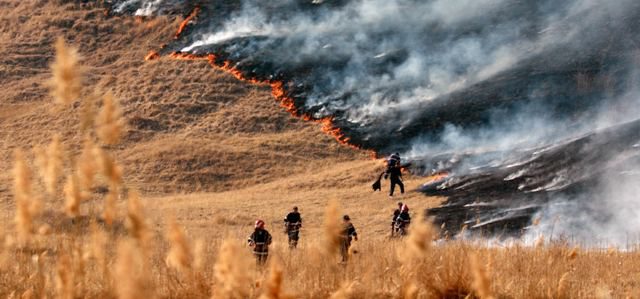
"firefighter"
340,215,358,263
394,204,411,236
284,206,302,248
386,153,404,198
248,219,272,266
391,202,403,237
387,152,401,169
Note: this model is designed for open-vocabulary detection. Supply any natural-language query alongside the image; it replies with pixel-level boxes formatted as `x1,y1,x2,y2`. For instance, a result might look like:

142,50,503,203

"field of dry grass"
2,1,640,298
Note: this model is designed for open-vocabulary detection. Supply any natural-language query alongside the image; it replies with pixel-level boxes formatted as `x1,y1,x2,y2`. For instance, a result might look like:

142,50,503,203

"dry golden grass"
165,216,194,274
97,91,124,145
1,1,640,298
13,149,39,245
49,37,83,106
63,171,82,218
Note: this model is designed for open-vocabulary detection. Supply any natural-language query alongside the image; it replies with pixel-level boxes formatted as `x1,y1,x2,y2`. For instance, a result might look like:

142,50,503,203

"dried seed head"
259,257,294,299
44,134,64,195
165,218,193,273
115,240,153,299
397,220,435,280
97,91,124,145
193,239,205,270
126,190,150,249
63,172,83,218
50,38,83,106
94,147,123,187
212,239,253,299
322,199,342,256
14,150,34,244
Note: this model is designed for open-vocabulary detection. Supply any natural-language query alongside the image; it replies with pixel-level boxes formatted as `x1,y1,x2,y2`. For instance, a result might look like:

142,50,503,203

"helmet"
255,219,265,229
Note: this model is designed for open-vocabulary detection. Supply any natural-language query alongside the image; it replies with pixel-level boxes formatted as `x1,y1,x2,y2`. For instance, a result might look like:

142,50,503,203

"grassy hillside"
0,0,405,193
0,1,433,235
3,1,639,298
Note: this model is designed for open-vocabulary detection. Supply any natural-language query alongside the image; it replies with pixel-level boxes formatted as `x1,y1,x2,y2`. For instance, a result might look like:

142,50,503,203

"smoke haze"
110,0,640,244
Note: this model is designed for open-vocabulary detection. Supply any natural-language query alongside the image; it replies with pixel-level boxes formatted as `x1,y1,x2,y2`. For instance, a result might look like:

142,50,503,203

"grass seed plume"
49,38,83,106
97,91,124,145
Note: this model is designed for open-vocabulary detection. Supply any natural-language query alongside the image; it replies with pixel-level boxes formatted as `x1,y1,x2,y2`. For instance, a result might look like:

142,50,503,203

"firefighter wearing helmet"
386,152,404,198
248,219,272,265
394,204,411,236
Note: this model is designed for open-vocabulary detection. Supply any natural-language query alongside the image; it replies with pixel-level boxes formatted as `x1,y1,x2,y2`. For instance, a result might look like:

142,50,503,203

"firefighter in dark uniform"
386,153,404,197
391,202,403,237
394,204,411,236
284,206,302,248
340,215,358,263
248,219,272,266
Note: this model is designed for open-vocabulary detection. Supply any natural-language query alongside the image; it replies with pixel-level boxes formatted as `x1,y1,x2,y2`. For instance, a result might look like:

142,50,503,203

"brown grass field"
1,1,640,298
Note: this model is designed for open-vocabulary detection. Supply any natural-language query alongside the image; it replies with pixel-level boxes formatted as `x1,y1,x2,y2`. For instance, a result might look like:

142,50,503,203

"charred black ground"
419,119,640,236
109,0,640,240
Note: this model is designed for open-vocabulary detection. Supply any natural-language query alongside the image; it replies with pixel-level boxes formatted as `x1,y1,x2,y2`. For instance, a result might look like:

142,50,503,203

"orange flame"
158,51,375,156
175,6,200,39
168,52,210,60
424,172,449,182
145,51,160,61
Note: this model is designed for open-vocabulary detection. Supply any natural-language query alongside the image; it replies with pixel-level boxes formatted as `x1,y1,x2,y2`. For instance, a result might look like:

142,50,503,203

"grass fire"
1,0,640,298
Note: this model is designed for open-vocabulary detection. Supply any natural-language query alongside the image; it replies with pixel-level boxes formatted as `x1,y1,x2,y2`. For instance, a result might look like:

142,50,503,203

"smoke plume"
110,0,640,244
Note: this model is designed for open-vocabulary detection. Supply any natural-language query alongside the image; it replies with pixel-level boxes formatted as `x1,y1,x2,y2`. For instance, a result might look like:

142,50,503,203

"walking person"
248,219,272,266
386,153,404,198
340,215,358,263
284,206,302,248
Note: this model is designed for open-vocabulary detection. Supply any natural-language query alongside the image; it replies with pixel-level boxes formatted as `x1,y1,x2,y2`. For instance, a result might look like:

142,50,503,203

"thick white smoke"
110,0,640,244
177,0,631,124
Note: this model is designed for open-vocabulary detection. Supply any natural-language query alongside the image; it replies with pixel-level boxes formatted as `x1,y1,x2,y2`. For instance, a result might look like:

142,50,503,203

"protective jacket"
284,212,302,233
248,229,272,255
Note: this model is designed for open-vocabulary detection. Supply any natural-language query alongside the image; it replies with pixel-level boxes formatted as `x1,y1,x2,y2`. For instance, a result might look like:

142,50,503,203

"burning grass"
165,51,373,155
2,40,638,298
3,3,640,298
0,0,364,195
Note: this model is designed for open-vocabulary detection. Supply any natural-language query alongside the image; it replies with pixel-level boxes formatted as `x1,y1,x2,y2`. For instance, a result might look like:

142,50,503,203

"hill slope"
0,0,437,236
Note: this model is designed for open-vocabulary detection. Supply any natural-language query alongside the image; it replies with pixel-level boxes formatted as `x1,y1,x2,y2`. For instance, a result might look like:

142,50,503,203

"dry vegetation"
1,1,640,298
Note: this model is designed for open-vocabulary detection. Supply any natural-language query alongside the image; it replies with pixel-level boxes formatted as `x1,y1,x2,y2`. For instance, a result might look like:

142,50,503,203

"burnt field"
109,0,640,241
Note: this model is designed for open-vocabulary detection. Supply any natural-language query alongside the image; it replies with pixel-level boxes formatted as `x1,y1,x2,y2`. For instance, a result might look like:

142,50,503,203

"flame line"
142,5,377,158
175,6,200,39
165,52,376,157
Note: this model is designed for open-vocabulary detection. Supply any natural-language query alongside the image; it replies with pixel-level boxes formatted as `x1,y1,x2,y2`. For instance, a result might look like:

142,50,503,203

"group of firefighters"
247,153,410,265
248,202,410,265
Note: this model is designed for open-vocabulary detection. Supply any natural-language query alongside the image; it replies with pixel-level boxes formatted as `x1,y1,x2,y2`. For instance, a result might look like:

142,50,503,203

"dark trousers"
390,175,404,196
287,230,299,248
340,238,351,262
254,252,268,266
